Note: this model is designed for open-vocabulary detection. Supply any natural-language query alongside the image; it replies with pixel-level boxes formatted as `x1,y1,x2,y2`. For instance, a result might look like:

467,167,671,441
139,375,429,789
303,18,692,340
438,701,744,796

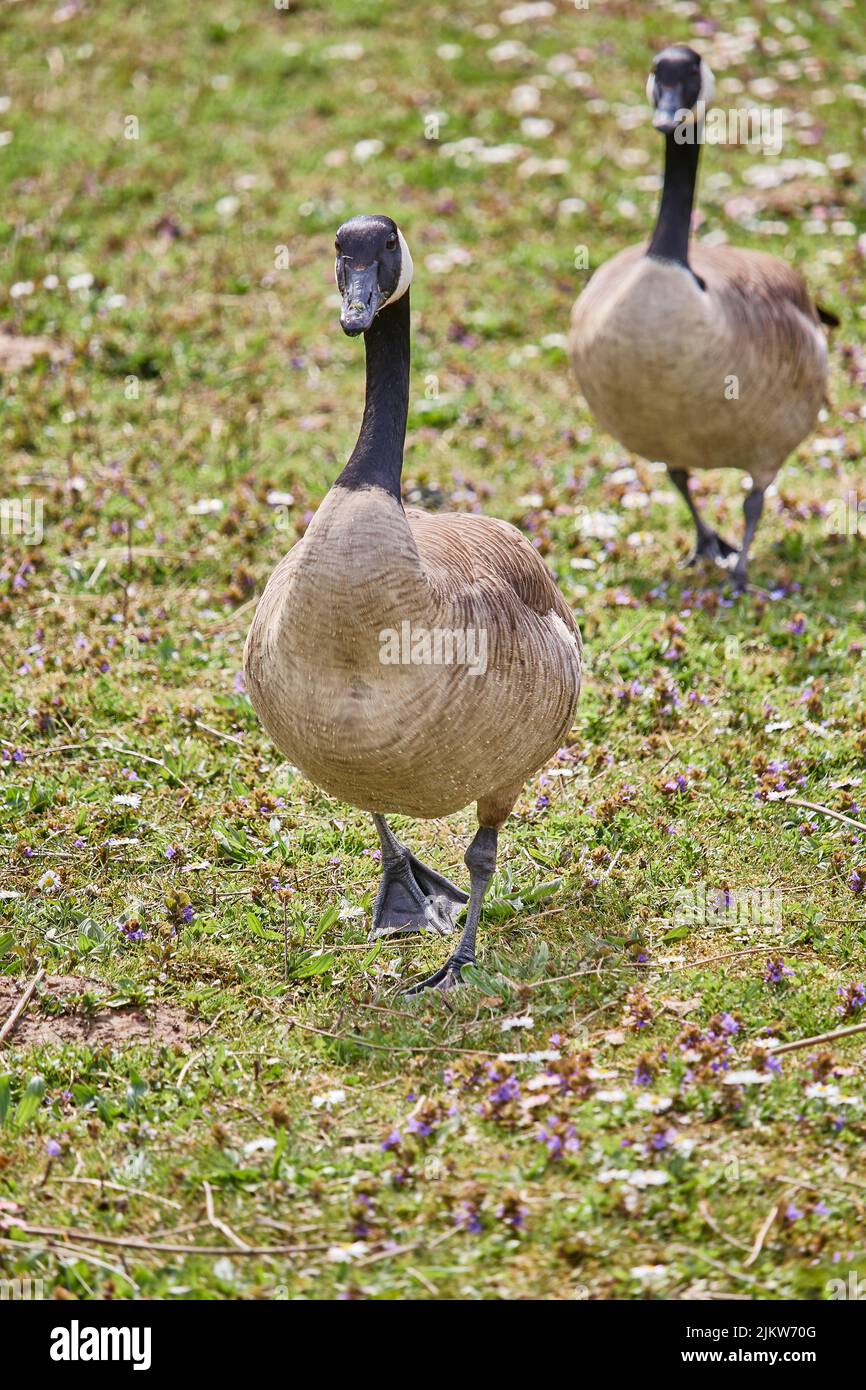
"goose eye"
386,235,397,250
334,240,341,254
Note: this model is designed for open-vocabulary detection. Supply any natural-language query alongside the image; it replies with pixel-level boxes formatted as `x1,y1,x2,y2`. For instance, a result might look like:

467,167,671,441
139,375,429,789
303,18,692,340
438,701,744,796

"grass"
1,0,865,1300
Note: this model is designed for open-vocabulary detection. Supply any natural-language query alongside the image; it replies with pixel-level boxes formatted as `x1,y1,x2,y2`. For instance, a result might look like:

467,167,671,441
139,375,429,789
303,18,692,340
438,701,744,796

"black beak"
653,84,688,135
339,262,383,336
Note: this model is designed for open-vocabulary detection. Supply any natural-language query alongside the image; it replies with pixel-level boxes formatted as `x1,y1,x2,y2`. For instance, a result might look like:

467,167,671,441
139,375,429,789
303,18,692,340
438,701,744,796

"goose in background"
569,44,835,593
244,215,582,992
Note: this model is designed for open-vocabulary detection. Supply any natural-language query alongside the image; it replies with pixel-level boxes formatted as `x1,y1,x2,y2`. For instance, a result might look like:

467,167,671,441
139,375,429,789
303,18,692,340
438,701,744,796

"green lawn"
1,0,865,1300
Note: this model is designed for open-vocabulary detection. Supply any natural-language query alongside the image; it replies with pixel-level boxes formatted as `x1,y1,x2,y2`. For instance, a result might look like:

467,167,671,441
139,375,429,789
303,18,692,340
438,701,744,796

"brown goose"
244,215,582,991
569,44,833,593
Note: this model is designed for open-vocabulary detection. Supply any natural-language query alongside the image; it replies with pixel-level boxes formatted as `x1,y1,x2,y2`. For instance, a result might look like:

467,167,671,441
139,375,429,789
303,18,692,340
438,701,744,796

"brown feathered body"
569,246,828,487
243,485,582,826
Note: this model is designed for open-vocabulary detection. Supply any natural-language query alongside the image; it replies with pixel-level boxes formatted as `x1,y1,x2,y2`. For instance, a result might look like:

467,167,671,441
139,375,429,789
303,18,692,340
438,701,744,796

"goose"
243,215,582,992
569,44,834,593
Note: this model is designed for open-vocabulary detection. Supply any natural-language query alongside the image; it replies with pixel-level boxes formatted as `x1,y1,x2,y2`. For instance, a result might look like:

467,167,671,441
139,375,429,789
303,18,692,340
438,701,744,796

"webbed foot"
680,530,739,569
369,818,467,941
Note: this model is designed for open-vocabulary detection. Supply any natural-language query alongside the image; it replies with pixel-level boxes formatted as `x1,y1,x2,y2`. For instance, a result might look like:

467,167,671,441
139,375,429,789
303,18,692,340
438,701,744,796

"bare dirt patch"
0,975,193,1047
0,331,67,373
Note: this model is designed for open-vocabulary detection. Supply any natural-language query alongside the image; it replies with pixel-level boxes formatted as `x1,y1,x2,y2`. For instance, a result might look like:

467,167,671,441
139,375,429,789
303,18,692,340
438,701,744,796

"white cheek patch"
698,59,715,106
646,72,657,107
389,228,414,303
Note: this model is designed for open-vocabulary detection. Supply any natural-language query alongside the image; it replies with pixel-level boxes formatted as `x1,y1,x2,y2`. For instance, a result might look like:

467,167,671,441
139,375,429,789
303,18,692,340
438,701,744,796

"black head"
646,45,714,135
334,214,413,336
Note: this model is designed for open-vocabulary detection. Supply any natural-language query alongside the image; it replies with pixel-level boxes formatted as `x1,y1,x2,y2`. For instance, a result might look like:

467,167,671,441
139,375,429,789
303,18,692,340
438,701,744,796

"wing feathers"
407,508,581,643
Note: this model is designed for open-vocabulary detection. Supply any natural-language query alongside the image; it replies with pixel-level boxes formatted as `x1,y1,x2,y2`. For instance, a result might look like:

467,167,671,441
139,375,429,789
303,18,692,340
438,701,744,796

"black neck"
647,132,700,268
335,292,410,498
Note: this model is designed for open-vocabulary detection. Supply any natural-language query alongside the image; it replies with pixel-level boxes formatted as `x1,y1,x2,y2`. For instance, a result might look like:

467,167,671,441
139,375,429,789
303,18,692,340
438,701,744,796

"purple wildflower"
537,1119,579,1159
836,982,866,1018
454,1201,482,1235
764,957,795,986
406,1115,432,1138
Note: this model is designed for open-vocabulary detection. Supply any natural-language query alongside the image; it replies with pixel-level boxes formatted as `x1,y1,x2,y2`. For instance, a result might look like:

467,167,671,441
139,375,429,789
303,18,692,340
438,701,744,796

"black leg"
669,468,738,568
369,814,468,941
404,826,498,993
730,486,765,595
